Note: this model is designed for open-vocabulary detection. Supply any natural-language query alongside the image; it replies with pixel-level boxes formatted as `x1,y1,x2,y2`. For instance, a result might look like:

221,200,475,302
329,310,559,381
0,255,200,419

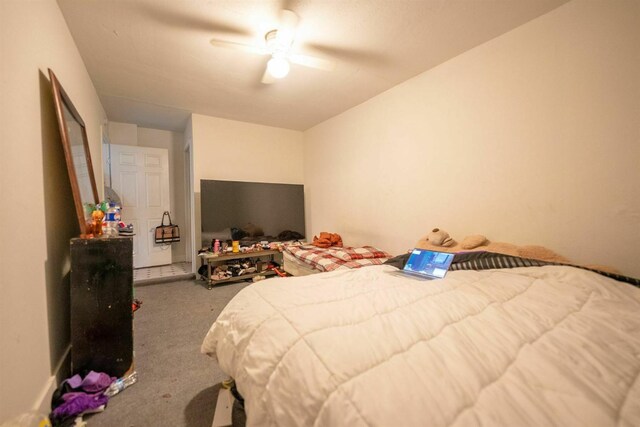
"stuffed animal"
416,231,581,267
426,228,454,247
460,234,488,249
312,232,343,248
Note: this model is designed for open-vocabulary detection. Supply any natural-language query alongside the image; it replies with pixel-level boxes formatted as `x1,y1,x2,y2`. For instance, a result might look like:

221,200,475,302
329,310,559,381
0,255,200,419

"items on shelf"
210,260,272,281
197,238,302,287
209,240,292,255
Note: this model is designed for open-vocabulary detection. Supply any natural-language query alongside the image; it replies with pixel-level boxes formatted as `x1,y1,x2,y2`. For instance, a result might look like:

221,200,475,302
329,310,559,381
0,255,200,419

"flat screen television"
200,180,305,245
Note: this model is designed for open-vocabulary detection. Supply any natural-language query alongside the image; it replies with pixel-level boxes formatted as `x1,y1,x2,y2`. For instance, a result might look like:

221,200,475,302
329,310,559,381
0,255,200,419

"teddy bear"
426,228,454,247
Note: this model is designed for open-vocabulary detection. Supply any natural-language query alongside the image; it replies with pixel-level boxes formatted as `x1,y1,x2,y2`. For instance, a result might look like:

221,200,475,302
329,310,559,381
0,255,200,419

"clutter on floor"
48,371,138,427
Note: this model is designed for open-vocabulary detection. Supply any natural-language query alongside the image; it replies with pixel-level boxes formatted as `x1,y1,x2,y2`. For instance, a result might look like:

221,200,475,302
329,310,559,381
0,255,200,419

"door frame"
185,140,196,273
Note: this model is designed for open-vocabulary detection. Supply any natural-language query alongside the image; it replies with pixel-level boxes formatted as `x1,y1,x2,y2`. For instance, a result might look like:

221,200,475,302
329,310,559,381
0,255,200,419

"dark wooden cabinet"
70,237,133,377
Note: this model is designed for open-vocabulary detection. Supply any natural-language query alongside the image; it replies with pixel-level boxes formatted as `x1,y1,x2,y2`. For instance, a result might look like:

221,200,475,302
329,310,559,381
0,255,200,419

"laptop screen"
403,249,455,278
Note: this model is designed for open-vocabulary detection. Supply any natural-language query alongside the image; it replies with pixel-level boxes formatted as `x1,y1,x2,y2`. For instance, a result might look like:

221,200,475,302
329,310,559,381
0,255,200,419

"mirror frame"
49,69,100,237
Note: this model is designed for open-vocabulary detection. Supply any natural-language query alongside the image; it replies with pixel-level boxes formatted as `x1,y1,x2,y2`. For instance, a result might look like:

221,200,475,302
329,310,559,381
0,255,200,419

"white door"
108,144,171,268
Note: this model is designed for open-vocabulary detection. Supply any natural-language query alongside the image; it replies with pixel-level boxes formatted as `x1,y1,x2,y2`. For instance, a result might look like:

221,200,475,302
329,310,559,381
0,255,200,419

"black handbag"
154,211,180,244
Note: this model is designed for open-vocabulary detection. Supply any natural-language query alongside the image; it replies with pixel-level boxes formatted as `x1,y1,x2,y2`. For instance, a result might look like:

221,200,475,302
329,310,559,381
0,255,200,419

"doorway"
108,144,172,268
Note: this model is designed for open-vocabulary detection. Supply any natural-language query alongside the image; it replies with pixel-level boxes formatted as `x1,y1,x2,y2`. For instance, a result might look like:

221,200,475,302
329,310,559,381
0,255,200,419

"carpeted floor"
86,279,248,427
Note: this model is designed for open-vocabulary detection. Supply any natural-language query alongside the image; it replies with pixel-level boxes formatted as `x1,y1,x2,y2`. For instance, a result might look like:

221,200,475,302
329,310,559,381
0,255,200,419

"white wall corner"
32,376,57,416
32,344,70,415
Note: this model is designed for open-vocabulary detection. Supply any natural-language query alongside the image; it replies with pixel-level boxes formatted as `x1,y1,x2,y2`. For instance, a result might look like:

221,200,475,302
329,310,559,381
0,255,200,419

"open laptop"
389,249,455,280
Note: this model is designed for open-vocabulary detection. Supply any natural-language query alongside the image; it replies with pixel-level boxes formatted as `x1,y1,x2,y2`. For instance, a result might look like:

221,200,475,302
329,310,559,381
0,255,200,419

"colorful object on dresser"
312,232,343,248
89,209,104,237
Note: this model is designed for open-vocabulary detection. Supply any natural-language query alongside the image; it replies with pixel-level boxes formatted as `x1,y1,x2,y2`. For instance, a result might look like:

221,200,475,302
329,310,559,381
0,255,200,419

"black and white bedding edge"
385,251,640,287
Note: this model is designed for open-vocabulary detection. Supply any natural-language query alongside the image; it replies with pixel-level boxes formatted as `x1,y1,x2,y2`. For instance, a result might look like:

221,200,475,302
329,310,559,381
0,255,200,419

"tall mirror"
49,69,100,236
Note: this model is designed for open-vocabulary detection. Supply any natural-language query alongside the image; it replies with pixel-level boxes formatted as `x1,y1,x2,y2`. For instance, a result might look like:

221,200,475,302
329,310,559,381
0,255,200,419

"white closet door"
109,144,171,268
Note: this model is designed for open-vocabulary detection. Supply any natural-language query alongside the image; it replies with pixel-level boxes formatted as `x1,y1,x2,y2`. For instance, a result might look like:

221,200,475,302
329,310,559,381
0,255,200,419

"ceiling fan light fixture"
267,56,290,79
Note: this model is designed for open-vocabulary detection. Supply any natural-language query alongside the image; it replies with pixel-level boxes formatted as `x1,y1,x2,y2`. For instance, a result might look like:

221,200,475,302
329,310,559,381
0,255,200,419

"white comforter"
202,265,640,427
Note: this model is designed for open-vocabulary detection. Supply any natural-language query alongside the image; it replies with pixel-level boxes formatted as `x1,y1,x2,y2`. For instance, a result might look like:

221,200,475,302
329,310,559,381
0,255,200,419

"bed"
282,244,391,276
202,254,640,426
282,250,318,276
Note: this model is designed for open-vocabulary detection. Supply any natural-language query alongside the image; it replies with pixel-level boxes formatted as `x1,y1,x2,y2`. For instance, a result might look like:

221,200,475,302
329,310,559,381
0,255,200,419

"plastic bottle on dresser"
113,202,121,223
104,203,119,237
213,239,220,253
104,371,138,397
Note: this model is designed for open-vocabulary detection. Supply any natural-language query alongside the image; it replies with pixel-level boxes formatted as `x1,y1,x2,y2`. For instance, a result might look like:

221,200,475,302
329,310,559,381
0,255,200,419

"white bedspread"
202,265,640,427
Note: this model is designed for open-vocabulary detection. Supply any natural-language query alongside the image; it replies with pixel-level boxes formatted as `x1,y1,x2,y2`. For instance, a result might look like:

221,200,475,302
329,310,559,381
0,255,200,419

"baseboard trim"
134,272,195,287
32,376,57,415
32,344,71,414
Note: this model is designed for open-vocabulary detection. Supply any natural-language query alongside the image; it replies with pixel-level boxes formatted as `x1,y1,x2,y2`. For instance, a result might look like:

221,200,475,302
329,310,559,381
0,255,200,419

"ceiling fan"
209,9,336,84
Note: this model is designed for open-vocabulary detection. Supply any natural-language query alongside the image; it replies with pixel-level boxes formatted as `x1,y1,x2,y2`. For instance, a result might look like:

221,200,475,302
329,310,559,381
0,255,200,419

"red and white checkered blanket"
284,245,392,272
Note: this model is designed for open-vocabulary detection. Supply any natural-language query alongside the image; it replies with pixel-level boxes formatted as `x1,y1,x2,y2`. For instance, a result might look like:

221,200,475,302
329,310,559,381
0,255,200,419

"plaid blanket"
285,245,391,272
324,246,391,261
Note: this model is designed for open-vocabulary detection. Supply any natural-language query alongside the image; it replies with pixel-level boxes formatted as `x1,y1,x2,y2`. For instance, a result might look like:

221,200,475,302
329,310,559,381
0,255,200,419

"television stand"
201,249,283,289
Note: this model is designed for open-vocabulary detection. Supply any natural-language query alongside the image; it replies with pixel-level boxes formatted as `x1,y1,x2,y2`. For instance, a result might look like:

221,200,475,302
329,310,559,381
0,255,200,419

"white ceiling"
57,0,569,132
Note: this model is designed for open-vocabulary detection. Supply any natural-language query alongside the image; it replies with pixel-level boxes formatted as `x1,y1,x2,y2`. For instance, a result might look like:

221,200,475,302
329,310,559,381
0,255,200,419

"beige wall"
191,114,303,252
0,0,106,420
304,0,640,278
107,121,137,146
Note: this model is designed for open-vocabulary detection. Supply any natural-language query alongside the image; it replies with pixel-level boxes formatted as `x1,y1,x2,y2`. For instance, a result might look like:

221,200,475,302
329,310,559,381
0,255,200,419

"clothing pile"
277,230,304,241
50,371,115,427
312,232,343,248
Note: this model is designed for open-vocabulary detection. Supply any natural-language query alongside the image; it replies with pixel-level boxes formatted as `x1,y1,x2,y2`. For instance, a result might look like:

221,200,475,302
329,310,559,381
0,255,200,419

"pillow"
460,235,488,249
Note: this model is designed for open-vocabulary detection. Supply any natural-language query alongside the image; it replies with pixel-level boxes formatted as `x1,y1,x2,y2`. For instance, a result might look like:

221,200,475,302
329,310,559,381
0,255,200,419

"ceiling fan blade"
289,53,336,71
209,39,269,55
261,68,276,84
